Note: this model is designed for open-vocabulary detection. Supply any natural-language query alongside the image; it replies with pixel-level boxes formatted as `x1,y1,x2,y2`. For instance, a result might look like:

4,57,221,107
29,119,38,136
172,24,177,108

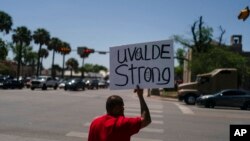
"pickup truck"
178,68,238,105
31,76,58,90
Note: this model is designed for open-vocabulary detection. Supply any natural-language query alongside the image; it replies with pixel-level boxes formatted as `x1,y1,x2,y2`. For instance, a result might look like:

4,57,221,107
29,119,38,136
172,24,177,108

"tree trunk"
36,44,42,77
17,42,23,81
51,50,55,77
62,54,65,78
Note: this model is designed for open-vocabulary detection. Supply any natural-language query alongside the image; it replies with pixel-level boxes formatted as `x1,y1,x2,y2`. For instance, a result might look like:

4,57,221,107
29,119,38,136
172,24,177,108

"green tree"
39,48,49,75
0,11,13,34
33,28,50,77
0,39,8,60
22,46,34,65
174,16,213,53
175,48,185,67
0,61,16,75
66,58,78,77
12,26,32,79
0,11,13,60
83,63,94,73
191,46,247,75
59,42,71,78
175,48,185,81
48,37,62,77
52,64,62,76
93,64,108,73
82,63,108,74
25,51,37,76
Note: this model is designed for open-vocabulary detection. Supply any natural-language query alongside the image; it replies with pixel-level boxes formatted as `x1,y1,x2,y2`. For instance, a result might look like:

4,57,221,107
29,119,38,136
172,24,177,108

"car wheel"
241,101,250,110
42,85,47,90
31,87,35,90
53,85,58,90
184,95,196,105
205,100,215,108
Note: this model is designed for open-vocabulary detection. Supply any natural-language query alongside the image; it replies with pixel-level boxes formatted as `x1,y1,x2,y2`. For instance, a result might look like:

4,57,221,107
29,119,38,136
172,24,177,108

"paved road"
0,88,249,141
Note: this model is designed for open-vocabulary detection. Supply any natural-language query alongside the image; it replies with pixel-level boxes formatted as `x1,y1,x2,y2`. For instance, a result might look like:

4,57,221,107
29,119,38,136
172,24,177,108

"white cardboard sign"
109,40,174,90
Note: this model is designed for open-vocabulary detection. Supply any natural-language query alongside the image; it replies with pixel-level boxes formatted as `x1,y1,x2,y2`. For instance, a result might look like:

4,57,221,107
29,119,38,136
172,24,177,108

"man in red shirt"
88,87,151,141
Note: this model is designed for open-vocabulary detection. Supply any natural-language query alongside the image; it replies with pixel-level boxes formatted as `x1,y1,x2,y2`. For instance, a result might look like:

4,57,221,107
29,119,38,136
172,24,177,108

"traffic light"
238,6,250,21
60,47,71,54
77,47,95,58
83,48,94,54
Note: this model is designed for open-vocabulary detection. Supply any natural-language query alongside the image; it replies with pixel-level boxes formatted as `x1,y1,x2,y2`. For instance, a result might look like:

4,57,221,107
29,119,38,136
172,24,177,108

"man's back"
88,114,141,141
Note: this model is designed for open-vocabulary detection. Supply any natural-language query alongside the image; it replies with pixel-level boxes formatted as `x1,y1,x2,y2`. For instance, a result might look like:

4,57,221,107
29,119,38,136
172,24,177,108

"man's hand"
134,85,143,96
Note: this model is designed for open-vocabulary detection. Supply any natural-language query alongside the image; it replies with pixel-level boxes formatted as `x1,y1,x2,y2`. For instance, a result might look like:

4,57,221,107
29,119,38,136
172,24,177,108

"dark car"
1,78,24,89
64,78,85,91
0,77,5,88
196,89,250,110
86,79,99,89
98,80,108,88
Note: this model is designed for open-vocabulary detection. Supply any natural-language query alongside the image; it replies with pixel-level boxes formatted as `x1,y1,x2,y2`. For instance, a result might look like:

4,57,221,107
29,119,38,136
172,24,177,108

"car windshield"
37,76,46,80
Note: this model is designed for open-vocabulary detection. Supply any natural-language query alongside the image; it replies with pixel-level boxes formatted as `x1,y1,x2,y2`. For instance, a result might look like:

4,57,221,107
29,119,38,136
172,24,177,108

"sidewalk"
146,89,178,102
149,94,178,102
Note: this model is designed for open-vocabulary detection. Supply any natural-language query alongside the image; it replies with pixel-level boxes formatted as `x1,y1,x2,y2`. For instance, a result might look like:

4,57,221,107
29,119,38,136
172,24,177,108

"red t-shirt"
88,114,141,141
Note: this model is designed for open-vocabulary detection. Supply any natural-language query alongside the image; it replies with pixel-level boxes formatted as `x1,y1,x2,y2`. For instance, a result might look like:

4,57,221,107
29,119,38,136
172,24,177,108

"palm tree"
0,11,13,60
66,58,78,77
59,42,71,78
10,45,37,76
0,11,13,34
39,48,49,75
52,64,62,76
33,28,50,77
25,51,37,76
48,37,62,77
12,26,32,80
22,46,34,65
0,39,8,60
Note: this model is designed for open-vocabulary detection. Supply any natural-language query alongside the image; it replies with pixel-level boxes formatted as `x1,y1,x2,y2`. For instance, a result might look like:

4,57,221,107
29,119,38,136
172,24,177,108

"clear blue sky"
1,0,250,70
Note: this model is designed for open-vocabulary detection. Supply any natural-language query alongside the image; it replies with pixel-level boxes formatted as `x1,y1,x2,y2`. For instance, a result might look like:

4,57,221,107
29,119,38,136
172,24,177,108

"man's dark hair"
106,95,124,114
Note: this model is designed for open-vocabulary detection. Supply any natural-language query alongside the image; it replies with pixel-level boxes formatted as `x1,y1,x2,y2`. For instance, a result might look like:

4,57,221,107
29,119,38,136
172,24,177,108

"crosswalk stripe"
66,131,88,138
141,128,164,133
66,131,163,140
175,103,194,115
152,120,164,124
132,137,163,141
84,122,91,127
125,104,163,110
126,112,163,118
84,120,163,127
126,108,163,114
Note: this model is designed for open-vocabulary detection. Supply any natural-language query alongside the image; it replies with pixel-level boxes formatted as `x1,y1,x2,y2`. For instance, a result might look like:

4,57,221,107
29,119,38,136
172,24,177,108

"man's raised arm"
134,86,151,128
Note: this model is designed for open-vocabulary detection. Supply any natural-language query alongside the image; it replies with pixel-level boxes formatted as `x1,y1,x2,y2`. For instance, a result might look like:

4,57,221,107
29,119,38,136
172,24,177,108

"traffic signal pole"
76,47,109,78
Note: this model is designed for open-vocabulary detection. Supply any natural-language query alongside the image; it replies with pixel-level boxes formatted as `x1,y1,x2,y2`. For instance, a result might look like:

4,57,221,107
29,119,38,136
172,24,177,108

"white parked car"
31,76,58,90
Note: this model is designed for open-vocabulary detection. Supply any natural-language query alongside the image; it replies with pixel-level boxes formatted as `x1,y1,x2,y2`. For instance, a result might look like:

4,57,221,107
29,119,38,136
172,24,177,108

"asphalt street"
0,88,250,141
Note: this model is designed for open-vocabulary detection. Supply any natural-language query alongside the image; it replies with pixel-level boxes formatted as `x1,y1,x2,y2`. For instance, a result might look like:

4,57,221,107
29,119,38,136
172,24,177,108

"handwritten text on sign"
110,40,174,90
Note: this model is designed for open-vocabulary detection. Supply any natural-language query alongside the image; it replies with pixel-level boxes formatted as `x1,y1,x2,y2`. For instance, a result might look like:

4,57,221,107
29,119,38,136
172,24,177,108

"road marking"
84,120,163,127
126,104,163,110
126,108,163,114
126,112,163,118
66,131,163,141
132,137,163,141
152,120,164,125
175,103,194,115
141,128,164,133
84,122,91,127
66,131,88,138
0,133,60,141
